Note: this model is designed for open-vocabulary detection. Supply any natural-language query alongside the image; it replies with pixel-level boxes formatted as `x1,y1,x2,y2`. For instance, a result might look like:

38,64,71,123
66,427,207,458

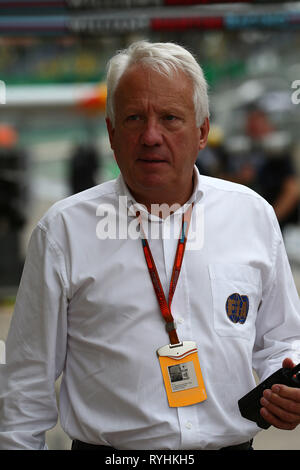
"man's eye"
164,115,177,121
127,115,141,121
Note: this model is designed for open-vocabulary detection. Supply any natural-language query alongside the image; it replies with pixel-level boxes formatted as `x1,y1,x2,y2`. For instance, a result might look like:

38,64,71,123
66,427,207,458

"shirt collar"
116,165,204,222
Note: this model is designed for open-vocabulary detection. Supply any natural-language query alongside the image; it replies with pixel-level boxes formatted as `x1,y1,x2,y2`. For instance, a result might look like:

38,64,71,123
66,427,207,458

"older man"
0,41,300,451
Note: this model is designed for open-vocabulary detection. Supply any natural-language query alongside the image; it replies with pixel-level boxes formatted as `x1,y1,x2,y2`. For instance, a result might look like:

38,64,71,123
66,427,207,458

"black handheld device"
238,363,300,429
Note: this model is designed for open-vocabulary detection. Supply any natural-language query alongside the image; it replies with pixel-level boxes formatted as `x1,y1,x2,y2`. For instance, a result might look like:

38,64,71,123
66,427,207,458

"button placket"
177,405,201,449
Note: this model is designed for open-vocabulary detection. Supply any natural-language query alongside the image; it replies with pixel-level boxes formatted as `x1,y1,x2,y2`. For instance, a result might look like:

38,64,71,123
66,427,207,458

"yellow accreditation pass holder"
157,341,207,407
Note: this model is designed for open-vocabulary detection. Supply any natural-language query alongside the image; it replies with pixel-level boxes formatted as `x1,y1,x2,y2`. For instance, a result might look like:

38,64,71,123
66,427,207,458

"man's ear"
198,117,210,151
106,118,115,150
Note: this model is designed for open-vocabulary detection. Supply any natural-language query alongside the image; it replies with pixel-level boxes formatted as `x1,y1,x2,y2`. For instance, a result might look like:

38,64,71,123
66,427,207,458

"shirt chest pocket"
208,263,262,340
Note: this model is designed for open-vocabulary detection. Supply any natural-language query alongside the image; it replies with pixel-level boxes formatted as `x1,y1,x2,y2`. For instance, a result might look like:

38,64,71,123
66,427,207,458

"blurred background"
0,0,300,450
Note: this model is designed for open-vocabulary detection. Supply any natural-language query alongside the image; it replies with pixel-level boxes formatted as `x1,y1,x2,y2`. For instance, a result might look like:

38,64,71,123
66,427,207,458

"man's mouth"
137,156,168,164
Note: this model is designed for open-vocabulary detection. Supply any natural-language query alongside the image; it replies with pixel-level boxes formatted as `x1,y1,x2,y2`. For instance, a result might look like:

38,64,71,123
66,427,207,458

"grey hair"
105,40,209,127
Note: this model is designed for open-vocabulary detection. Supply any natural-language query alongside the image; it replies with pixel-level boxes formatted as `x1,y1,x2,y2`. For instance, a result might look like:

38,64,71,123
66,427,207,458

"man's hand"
260,358,300,430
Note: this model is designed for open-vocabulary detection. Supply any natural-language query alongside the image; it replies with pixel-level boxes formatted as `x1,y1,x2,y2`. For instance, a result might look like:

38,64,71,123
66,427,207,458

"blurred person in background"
68,142,101,195
0,124,29,286
257,131,300,232
221,106,300,232
246,106,300,231
245,105,274,141
195,124,229,178
221,134,260,190
0,41,300,451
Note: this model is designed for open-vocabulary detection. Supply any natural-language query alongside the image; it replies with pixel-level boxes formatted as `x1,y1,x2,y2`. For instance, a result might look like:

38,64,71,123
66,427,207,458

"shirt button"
185,421,193,430
177,317,184,324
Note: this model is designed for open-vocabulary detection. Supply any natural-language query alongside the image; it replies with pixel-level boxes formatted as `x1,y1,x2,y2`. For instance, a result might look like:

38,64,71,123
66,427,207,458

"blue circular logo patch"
226,293,249,324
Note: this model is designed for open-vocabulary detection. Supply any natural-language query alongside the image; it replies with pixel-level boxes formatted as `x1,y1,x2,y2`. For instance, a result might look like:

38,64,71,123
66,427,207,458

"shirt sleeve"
0,223,68,449
252,204,300,381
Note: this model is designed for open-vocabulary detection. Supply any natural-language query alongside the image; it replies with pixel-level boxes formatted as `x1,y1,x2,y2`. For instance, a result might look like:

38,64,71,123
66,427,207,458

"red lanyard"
138,204,193,345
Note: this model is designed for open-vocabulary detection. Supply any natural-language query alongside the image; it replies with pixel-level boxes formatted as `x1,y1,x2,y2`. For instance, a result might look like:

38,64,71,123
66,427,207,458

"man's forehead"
114,64,193,104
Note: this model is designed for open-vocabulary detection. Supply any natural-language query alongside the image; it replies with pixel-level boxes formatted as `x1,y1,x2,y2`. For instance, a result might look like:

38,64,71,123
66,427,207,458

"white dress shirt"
0,167,300,450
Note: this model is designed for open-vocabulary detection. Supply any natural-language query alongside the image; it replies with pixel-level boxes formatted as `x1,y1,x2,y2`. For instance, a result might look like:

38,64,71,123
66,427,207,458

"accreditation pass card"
157,341,207,407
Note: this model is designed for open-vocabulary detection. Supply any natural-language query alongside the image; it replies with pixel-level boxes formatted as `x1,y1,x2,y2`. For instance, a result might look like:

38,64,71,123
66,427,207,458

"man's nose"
140,118,163,146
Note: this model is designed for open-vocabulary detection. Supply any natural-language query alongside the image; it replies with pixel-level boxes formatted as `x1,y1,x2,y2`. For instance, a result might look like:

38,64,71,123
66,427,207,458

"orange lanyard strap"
139,204,193,345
